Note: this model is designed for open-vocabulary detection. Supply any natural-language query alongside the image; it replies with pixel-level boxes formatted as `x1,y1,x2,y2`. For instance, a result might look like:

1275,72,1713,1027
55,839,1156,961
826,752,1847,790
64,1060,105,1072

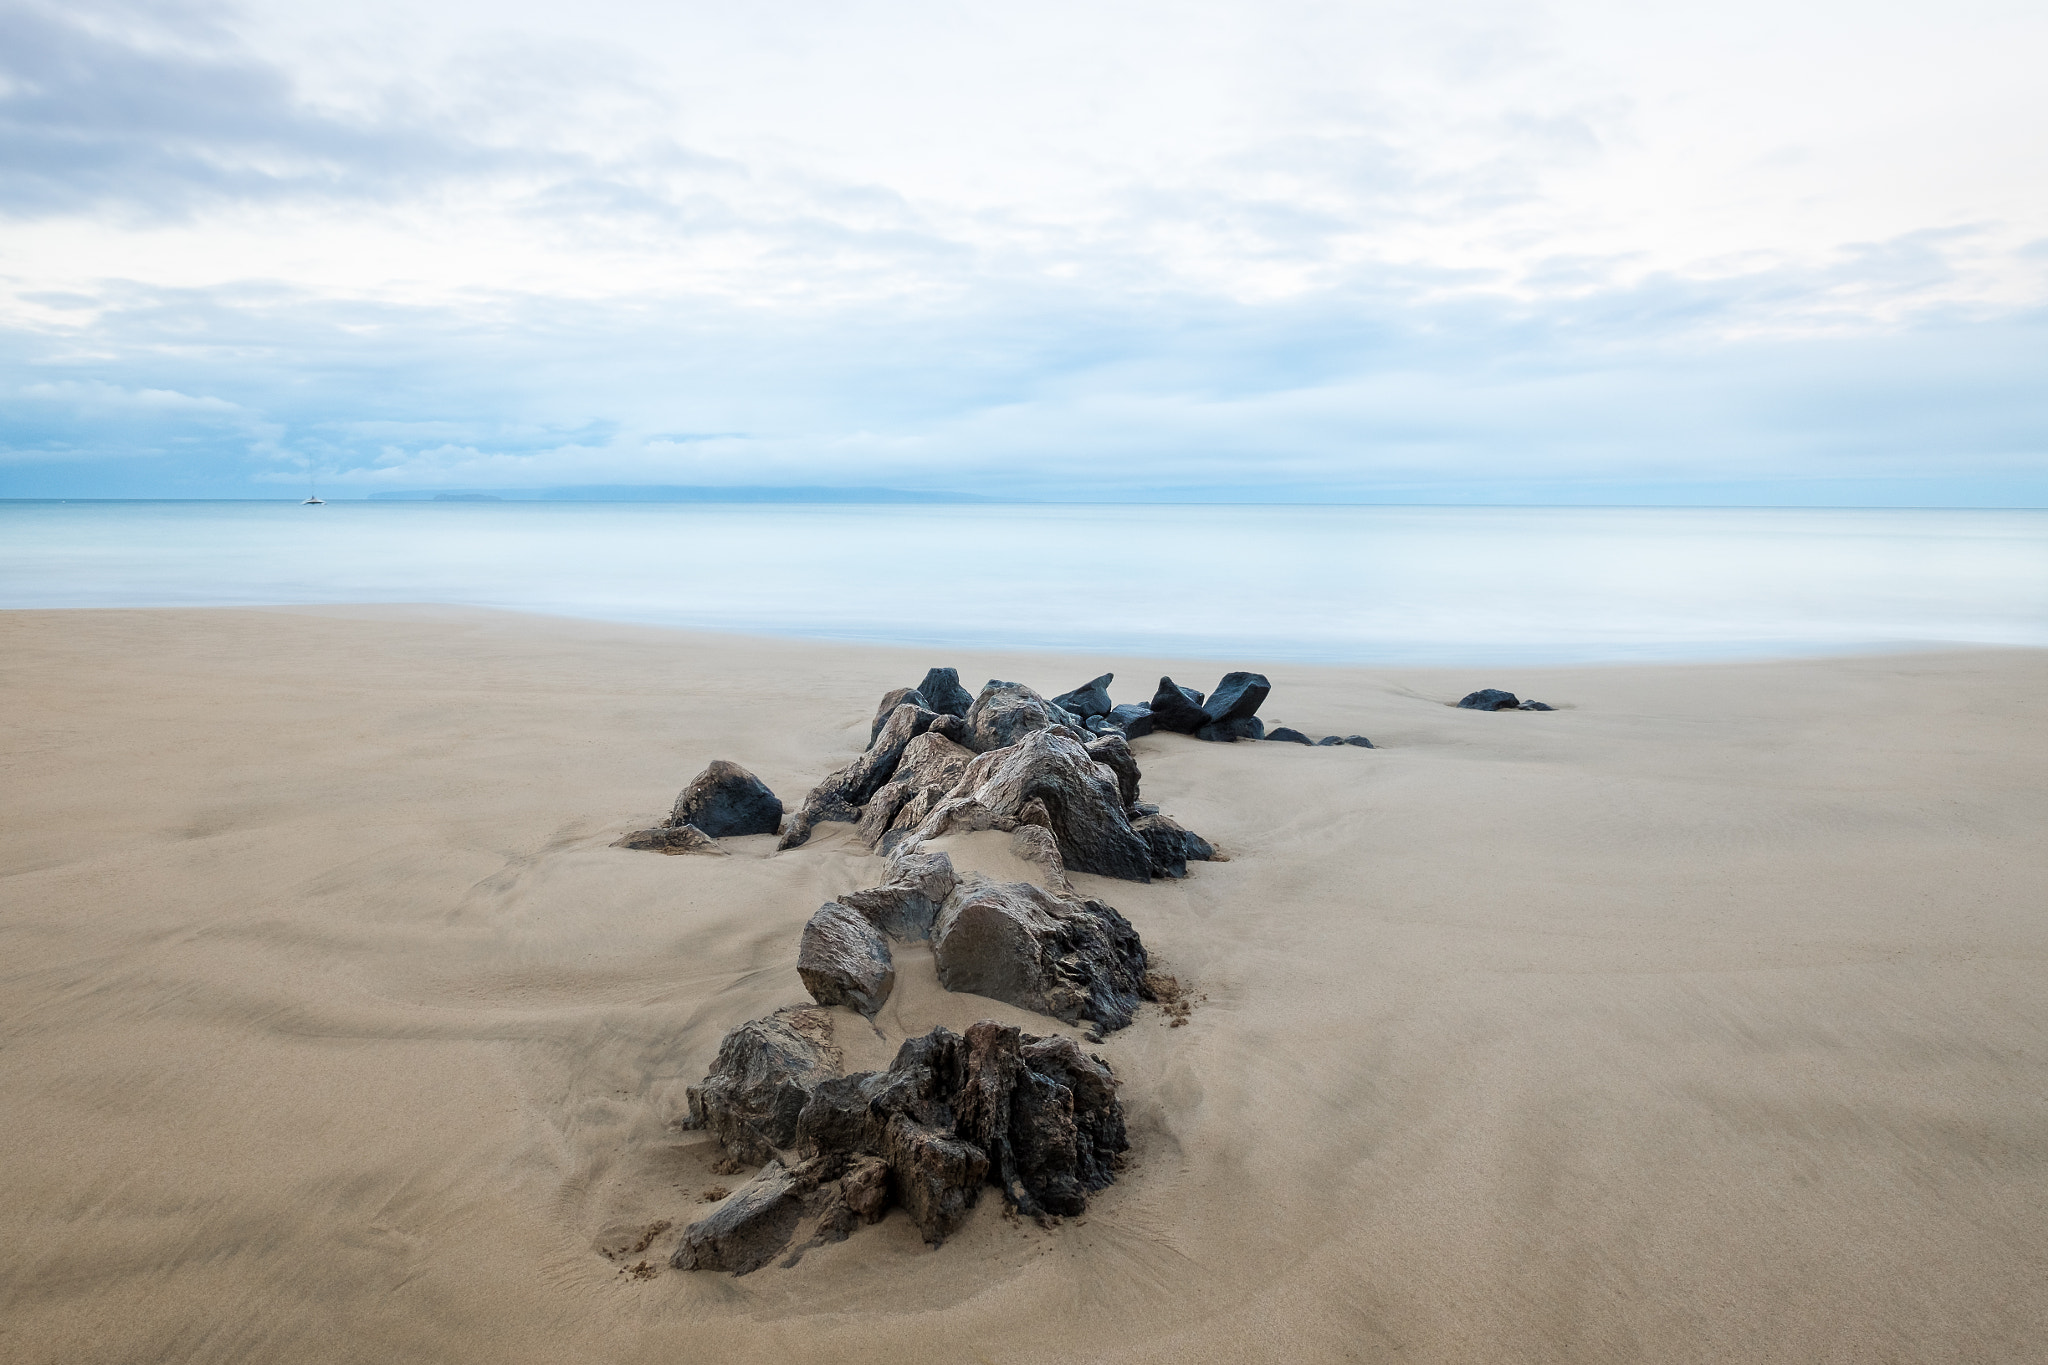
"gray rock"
839,848,959,942
1344,735,1376,747
1107,703,1155,739
1317,735,1344,746
1131,812,1215,879
917,667,975,718
884,1112,988,1245
1264,727,1314,745
1083,714,1120,736
798,902,896,1018
909,727,1152,882
1148,677,1209,734
869,687,927,745
778,701,942,849
962,680,1083,753
957,1021,1126,1218
612,823,726,854
670,1161,805,1275
1084,731,1142,809
1195,716,1264,743
1519,700,1554,712
686,1007,843,1165
668,760,783,838
1009,823,1072,894
1457,689,1521,710
1201,671,1271,725
933,874,1149,1033
1051,673,1115,719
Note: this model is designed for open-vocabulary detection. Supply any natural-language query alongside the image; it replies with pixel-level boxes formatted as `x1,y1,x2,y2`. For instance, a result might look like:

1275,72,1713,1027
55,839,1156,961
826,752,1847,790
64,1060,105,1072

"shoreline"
4,605,2046,1363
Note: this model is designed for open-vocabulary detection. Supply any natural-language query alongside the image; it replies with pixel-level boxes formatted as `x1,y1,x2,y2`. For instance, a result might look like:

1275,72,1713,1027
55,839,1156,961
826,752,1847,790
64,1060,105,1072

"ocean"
3,500,2044,664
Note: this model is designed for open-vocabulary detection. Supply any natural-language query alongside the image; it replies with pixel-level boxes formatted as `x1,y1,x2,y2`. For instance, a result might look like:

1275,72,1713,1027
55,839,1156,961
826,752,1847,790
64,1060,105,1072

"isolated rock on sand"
1457,688,1522,710
1148,677,1209,734
1201,670,1271,725
962,680,1084,753
670,1161,804,1275
839,849,960,941
1084,731,1142,810
687,1007,844,1165
798,902,896,1018
910,727,1153,882
1131,812,1216,879
1107,702,1155,738
917,667,975,718
669,760,783,838
1264,726,1314,745
933,874,1149,1034
868,687,927,745
1052,673,1116,719
612,823,726,854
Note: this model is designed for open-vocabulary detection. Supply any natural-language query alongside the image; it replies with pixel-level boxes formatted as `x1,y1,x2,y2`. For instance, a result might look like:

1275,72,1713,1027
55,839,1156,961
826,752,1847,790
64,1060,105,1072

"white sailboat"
303,470,324,505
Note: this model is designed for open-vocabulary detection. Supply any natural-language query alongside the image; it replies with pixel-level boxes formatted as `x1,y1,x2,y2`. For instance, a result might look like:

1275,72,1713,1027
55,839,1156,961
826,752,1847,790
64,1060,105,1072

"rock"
1264,727,1314,745
1195,716,1264,743
956,1021,1126,1218
908,727,1152,882
1084,732,1142,809
884,1113,988,1245
1083,714,1120,736
1051,673,1115,719
1107,703,1155,739
1520,700,1554,712
670,1161,805,1275
1317,735,1343,746
839,848,959,942
778,701,942,849
1148,678,1209,734
855,729,978,848
933,875,1149,1034
962,680,1082,753
1344,735,1376,747
1130,812,1215,879
840,1153,891,1223
612,823,726,854
917,667,975,718
686,1007,843,1165
1457,689,1521,710
869,687,927,745
668,760,784,839
1009,823,1072,894
798,902,896,1018
1201,671,1271,725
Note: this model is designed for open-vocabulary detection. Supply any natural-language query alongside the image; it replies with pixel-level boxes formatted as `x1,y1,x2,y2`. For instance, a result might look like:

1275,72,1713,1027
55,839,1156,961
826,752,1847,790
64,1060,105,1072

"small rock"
917,667,975,718
1457,689,1521,711
839,848,959,942
670,1161,805,1275
612,823,726,854
1520,700,1554,711
1195,716,1264,743
841,1154,891,1223
1147,678,1209,734
686,1008,843,1165
1200,671,1271,725
1051,673,1115,719
1084,731,1142,809
668,760,784,838
1009,823,1072,894
1317,735,1343,746
1107,703,1156,739
798,902,896,1018
1344,735,1376,747
1264,727,1314,745
1130,812,1215,879
933,874,1149,1033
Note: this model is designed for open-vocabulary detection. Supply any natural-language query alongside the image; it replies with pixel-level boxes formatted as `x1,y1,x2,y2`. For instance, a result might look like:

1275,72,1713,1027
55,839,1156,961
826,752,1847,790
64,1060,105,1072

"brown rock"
670,1161,805,1275
668,760,783,838
797,902,896,1018
611,823,725,855
686,1008,843,1165
932,875,1149,1034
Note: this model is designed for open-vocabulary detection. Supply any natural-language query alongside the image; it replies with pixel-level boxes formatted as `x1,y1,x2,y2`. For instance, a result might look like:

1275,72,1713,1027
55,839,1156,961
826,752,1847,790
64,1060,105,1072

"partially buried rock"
1201,671,1271,725
1148,678,1209,734
1107,703,1155,739
838,848,959,941
779,701,942,849
1457,689,1521,711
669,760,784,838
1519,700,1554,712
933,874,1149,1034
612,823,725,854
1130,812,1215,879
1264,727,1313,745
1084,731,1141,809
1344,735,1376,747
918,667,975,718
1051,673,1115,719
907,726,1152,881
1196,716,1264,743
687,1007,843,1166
798,902,895,1018
670,1161,804,1275
1317,735,1344,746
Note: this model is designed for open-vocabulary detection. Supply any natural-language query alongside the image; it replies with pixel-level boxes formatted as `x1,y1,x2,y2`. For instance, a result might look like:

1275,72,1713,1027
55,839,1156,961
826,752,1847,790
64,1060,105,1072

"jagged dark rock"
670,1161,805,1274
1520,700,1554,712
917,667,975,718
1107,703,1155,739
1131,812,1215,879
612,823,726,854
1264,727,1313,745
1051,673,1115,719
869,687,928,745
779,702,942,849
933,874,1149,1034
1084,731,1141,810
1196,716,1264,743
1148,678,1209,734
1458,689,1521,710
668,760,783,838
962,680,1083,754
908,727,1152,882
686,1007,843,1165
798,902,896,1018
839,848,959,942
957,1021,1126,1219
1201,671,1271,725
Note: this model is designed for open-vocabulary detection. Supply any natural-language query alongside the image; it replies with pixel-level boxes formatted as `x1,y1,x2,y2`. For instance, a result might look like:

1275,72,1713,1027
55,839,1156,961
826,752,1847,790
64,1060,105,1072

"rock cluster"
1457,689,1555,712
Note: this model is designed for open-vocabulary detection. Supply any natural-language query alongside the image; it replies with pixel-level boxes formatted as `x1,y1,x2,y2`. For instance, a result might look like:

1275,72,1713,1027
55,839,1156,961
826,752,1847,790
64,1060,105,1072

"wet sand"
2,605,2045,1363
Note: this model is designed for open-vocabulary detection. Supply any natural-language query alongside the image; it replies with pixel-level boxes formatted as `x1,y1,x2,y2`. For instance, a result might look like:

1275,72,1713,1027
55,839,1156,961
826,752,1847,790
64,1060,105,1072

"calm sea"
3,501,2044,664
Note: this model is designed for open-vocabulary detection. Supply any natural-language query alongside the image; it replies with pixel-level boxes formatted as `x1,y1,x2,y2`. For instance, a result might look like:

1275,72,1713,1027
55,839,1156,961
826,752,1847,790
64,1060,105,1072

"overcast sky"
2,0,2044,500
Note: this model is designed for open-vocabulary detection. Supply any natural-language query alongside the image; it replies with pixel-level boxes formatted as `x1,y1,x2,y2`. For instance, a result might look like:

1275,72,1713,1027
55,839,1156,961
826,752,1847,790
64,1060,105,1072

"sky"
1,0,2044,502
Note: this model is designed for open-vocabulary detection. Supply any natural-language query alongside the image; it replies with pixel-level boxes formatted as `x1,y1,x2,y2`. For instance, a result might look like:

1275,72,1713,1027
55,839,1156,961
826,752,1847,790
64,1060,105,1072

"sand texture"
3,606,2046,1363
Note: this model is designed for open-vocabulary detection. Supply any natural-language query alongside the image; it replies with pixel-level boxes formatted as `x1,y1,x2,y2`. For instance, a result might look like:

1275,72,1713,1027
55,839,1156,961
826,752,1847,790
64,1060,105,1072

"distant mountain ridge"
365,485,1016,503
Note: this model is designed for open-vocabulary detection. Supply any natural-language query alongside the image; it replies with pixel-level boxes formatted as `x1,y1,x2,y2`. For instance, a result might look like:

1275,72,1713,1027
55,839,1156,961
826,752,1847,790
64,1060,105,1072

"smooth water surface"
4,502,2044,663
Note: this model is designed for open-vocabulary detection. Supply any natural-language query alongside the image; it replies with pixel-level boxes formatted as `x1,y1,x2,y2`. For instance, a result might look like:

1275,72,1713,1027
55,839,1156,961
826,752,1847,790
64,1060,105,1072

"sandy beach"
3,604,2045,1364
